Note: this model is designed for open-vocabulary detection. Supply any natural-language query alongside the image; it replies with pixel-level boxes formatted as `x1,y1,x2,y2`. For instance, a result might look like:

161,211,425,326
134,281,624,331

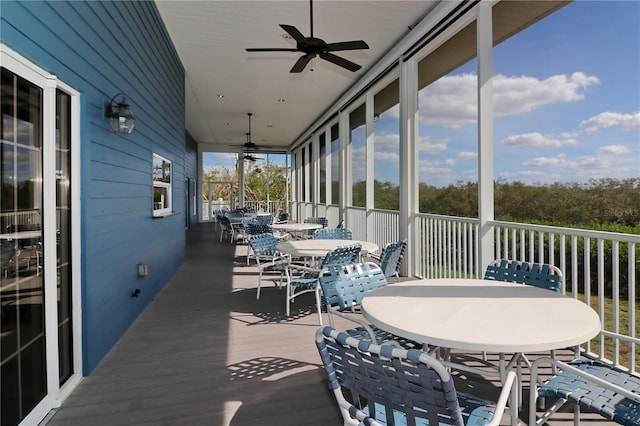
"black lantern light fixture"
105,93,136,133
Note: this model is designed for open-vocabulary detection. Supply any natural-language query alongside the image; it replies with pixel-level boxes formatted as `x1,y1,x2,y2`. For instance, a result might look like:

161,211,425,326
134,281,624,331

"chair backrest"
255,215,273,225
319,262,388,311
319,243,361,275
244,221,272,236
378,239,407,278
313,227,353,240
304,217,328,227
248,233,279,257
484,259,563,292
315,326,465,426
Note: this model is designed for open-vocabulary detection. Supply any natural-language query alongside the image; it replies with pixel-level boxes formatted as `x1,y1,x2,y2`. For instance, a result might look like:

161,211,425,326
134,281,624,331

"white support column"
477,1,496,275
399,58,419,277
365,93,375,240
238,151,245,208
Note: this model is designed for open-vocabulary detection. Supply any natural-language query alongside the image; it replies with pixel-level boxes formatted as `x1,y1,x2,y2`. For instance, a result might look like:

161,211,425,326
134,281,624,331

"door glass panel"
56,89,73,385
1,67,46,426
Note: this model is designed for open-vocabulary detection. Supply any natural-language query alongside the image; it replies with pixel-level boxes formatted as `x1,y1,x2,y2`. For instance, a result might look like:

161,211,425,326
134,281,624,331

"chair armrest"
326,307,380,343
438,362,518,426
286,263,321,275
530,357,640,403
369,253,381,261
488,370,518,426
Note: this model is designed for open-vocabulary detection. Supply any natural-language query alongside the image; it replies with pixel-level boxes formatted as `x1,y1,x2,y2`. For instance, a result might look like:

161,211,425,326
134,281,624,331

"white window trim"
153,153,173,217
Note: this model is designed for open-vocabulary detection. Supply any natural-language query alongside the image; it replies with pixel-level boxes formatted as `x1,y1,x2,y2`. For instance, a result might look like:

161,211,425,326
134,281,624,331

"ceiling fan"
246,0,369,73
244,153,264,162
236,113,271,151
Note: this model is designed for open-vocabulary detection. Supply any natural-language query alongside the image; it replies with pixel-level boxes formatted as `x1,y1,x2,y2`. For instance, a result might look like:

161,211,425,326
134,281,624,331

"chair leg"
315,286,323,326
256,270,262,300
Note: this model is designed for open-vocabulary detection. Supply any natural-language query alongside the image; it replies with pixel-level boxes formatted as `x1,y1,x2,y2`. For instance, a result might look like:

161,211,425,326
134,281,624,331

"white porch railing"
341,206,639,374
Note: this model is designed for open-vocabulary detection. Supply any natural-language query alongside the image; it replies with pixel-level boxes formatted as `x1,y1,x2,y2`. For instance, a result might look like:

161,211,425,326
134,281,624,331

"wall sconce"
105,93,136,133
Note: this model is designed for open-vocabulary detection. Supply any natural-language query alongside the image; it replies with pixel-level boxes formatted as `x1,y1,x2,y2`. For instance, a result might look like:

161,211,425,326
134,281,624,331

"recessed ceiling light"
267,124,274,128
217,94,224,99
224,122,230,126
282,33,293,40
277,98,285,103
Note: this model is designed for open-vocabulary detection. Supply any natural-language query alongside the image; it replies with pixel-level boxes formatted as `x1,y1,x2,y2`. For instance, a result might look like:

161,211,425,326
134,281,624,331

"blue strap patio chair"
244,222,273,264
302,216,328,238
483,259,564,380
248,233,289,300
315,326,518,426
255,214,273,226
484,259,563,292
313,227,353,240
370,239,407,281
285,243,361,325
319,261,420,350
529,357,640,425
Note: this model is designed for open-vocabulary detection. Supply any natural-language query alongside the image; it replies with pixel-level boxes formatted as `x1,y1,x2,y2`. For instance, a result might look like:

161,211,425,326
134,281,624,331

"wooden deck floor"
43,223,611,425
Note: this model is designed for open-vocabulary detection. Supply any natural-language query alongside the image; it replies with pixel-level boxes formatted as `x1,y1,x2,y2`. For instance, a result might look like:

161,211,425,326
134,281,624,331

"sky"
205,0,640,188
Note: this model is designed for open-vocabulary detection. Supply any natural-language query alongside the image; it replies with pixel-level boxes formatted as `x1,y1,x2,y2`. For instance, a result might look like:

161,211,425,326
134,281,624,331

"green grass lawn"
577,293,639,372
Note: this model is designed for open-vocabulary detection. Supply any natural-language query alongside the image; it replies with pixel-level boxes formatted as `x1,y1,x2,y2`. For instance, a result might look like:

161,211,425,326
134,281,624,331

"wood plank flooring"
42,223,611,426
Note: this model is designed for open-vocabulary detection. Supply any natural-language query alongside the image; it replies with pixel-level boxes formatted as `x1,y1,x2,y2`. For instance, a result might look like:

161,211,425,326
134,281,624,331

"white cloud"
502,132,577,148
420,72,600,128
457,151,478,160
523,155,566,167
580,111,640,133
596,144,632,156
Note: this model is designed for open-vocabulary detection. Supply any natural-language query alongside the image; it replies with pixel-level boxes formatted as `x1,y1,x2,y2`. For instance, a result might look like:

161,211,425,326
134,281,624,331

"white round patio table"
269,222,323,232
361,278,601,354
276,239,378,258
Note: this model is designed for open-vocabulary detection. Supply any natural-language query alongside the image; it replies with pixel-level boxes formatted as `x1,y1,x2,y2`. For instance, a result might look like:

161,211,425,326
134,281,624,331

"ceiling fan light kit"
246,0,369,73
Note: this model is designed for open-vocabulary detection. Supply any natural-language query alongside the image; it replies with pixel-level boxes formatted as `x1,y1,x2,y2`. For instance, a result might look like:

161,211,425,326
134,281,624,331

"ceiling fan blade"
280,24,306,43
319,52,361,72
325,40,369,51
246,48,299,52
290,54,313,73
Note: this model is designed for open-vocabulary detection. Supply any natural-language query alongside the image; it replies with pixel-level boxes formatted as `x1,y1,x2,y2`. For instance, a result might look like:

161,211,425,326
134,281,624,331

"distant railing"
201,199,291,221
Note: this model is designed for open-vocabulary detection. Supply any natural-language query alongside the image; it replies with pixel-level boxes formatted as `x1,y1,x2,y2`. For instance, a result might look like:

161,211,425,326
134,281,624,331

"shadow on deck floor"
43,223,611,426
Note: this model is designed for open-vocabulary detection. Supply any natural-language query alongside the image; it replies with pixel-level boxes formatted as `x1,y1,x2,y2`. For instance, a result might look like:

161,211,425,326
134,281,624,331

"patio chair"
369,239,407,282
244,221,273,264
273,210,289,224
218,215,234,243
315,326,518,426
483,259,563,292
319,261,420,350
255,214,273,226
483,259,564,378
285,243,361,325
302,216,328,238
313,227,353,240
529,357,640,425
248,233,289,300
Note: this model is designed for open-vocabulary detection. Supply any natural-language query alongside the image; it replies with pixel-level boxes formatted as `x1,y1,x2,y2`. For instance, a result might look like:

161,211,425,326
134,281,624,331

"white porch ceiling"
155,1,437,153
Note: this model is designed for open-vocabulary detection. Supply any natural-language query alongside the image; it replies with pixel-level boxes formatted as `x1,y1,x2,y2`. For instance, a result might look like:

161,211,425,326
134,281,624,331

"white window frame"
153,153,172,217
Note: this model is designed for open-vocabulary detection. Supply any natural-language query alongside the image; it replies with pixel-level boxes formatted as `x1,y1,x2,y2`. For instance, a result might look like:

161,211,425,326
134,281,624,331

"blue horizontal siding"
2,0,193,375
